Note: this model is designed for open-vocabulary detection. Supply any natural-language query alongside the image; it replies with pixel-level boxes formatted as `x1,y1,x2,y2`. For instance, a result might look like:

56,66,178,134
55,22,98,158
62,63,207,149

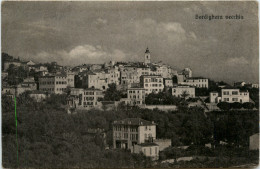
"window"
224,98,229,101
155,147,157,155
232,98,238,101
223,91,229,95
232,91,238,95
144,148,146,154
150,148,152,155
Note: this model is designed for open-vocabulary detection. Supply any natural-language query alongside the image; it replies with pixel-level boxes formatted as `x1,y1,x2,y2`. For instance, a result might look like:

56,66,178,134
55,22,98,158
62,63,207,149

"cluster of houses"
2,48,257,109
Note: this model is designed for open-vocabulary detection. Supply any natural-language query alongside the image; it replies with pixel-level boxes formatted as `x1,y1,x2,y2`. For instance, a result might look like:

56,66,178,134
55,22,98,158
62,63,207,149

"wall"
154,139,171,151
221,89,249,103
209,92,219,103
138,125,156,144
141,146,159,160
172,87,195,98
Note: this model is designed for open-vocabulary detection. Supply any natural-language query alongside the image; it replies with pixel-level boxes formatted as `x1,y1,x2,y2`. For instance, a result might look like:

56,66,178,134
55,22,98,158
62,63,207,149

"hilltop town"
1,48,259,168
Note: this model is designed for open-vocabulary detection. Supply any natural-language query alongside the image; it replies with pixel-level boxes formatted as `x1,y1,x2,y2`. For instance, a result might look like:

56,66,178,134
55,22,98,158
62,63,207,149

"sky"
2,1,258,84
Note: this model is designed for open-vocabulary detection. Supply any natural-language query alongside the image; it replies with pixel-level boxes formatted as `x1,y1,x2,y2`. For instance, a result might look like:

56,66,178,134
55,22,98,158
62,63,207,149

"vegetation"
103,83,123,101
145,92,182,105
217,102,255,110
2,92,258,168
6,65,29,86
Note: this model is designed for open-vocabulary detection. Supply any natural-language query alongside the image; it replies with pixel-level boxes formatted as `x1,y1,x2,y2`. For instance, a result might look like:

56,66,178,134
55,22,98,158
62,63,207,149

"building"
172,86,195,98
249,133,259,150
29,90,48,102
67,88,104,109
245,83,259,89
16,79,37,96
144,47,151,65
28,65,48,72
151,64,173,79
140,75,164,95
251,83,259,88
133,143,159,160
80,70,110,91
105,67,120,85
113,118,156,151
209,92,221,103
234,81,246,87
66,72,75,87
39,74,68,94
3,60,25,71
164,78,173,87
2,86,16,96
182,68,192,78
209,88,250,103
179,77,208,88
121,88,145,106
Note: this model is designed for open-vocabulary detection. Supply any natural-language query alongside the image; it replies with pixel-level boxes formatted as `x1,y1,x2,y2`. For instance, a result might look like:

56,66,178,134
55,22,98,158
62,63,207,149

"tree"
181,91,189,100
242,102,254,109
231,102,243,109
217,102,231,111
104,83,122,101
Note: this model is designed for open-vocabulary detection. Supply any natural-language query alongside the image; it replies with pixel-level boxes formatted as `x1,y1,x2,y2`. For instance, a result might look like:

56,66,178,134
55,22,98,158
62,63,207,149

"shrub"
242,102,255,109
217,102,231,111
231,102,243,109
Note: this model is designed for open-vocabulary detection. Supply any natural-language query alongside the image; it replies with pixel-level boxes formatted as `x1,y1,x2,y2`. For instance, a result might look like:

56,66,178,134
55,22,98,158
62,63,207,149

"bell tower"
144,47,151,65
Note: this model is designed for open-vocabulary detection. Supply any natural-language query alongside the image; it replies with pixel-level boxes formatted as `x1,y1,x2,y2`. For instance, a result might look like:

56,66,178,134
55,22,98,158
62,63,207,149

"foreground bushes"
217,102,255,110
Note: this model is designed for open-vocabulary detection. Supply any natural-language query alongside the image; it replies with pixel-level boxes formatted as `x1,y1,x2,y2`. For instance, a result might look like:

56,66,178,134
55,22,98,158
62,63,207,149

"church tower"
144,47,151,65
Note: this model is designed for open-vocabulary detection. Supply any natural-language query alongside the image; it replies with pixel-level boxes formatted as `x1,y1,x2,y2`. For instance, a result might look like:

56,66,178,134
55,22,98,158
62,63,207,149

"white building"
140,75,164,95
209,92,221,103
133,143,159,160
81,71,109,91
67,88,104,109
172,86,195,98
183,68,192,78
180,77,208,88
164,78,173,87
113,118,156,147
234,81,246,87
209,88,250,103
121,88,145,106
39,74,68,94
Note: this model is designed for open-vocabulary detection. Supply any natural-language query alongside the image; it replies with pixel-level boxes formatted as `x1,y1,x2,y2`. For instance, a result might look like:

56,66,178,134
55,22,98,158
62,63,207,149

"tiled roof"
113,118,155,126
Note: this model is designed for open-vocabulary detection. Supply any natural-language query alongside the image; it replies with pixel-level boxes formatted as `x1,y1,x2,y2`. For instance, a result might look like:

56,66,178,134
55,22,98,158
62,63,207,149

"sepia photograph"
1,1,259,168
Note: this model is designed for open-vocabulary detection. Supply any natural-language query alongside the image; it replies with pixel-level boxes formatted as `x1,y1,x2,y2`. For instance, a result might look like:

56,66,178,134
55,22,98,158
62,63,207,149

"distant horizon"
2,1,258,84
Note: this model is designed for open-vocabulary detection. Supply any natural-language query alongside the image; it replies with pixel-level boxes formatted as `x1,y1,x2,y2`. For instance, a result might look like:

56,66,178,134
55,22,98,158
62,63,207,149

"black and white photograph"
1,1,259,168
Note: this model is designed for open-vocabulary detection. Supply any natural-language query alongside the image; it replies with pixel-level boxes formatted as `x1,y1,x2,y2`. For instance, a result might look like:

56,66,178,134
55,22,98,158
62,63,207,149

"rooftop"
113,118,156,126
141,75,162,78
187,77,208,80
128,87,145,90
